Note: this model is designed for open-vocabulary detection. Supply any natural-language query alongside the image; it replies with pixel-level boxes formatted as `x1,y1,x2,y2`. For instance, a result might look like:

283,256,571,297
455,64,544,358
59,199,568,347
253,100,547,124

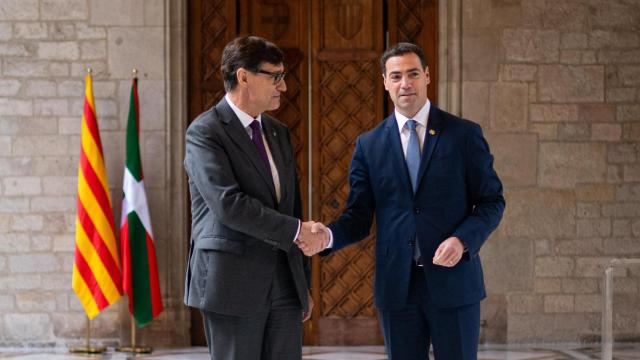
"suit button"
413,207,420,214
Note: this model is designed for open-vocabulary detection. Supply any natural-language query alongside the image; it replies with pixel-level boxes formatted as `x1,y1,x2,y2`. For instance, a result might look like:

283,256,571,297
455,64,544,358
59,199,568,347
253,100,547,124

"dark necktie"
405,119,422,265
249,120,273,180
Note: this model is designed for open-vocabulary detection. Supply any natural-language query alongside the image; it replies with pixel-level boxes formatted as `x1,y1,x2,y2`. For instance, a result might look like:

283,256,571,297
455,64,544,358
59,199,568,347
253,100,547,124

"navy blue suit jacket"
326,105,505,311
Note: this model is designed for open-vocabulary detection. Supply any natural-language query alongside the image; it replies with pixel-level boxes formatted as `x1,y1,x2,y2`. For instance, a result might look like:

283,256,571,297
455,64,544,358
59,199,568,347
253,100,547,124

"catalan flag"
120,76,163,326
72,72,122,319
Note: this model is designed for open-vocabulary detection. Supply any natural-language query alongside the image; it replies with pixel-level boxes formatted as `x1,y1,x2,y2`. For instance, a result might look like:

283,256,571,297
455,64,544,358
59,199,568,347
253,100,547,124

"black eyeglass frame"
255,69,287,84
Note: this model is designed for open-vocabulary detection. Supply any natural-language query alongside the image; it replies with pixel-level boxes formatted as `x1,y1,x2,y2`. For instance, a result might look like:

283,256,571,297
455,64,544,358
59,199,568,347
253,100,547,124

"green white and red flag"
120,77,163,326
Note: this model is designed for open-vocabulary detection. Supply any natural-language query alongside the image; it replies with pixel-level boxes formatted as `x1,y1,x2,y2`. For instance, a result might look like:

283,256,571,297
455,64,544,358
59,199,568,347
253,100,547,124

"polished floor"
0,345,639,359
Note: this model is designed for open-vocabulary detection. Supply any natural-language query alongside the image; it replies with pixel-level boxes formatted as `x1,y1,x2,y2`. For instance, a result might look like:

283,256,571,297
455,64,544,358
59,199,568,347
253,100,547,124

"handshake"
294,221,330,256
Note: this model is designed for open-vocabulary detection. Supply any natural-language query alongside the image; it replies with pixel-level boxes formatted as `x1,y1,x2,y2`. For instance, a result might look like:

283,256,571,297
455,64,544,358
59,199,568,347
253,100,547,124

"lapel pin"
429,129,436,136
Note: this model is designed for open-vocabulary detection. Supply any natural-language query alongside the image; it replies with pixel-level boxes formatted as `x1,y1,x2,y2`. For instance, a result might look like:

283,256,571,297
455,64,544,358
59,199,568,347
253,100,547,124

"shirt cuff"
327,228,334,248
293,220,301,243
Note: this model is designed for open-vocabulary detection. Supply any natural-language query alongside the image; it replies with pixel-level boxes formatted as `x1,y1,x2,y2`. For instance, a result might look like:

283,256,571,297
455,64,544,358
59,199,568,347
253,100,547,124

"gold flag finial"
132,68,138,79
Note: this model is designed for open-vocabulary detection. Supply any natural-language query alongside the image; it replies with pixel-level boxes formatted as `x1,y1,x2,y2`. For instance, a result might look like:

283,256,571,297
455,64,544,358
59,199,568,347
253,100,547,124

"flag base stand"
116,316,153,355
69,318,107,354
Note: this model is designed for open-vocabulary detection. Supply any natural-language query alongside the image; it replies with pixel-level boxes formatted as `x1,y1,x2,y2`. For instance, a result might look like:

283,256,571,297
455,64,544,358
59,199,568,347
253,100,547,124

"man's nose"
277,79,287,92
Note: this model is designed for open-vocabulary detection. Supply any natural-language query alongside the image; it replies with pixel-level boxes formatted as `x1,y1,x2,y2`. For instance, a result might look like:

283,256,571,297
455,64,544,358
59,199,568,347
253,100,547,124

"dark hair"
380,42,428,75
221,36,284,91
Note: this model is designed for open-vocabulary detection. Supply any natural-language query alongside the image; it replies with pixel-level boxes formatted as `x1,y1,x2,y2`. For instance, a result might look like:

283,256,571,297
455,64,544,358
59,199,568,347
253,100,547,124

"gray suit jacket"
183,98,310,316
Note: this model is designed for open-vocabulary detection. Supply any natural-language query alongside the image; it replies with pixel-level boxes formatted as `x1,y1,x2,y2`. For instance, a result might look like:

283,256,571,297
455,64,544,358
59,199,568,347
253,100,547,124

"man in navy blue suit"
297,43,505,359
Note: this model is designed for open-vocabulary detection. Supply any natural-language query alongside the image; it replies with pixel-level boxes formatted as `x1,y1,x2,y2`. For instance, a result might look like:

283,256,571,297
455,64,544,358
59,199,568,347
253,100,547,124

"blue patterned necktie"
405,119,422,265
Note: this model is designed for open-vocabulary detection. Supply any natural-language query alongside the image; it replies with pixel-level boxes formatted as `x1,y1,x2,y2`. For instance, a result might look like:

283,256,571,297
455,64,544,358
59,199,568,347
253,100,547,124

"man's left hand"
302,293,314,322
432,236,464,267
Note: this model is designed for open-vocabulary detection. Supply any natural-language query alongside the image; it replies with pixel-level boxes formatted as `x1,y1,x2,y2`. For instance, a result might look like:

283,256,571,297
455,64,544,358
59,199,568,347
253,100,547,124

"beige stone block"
619,66,640,87
80,40,106,60
14,22,47,39
581,51,596,64
612,219,632,237
30,196,75,213
42,176,77,195
558,123,589,141
0,43,29,56
528,83,536,102
0,274,41,290
607,164,623,184
0,135,10,155
632,219,640,237
538,65,604,103
56,80,83,97
507,314,556,342
623,164,640,182
539,143,606,188
542,0,588,30
51,312,86,338
0,294,14,311
55,292,68,311
462,82,490,129
503,29,559,63
70,60,107,77
53,235,74,252
0,22,10,39
579,104,616,123
485,133,537,187
530,104,578,122
3,176,41,196
535,278,562,294
0,99,33,116
499,64,537,82
555,238,602,256
598,49,640,64
578,218,611,238
574,294,601,313
604,238,640,255
576,184,616,202
562,278,598,294
93,81,117,98
91,0,143,25
13,135,69,156
41,272,71,290
76,23,106,39
544,295,574,313
617,105,640,122
9,253,59,273
0,80,21,96
535,256,574,277
507,293,543,314
144,0,164,26
16,292,56,312
34,99,69,116
576,203,600,218
41,0,87,20
499,188,575,238
0,0,38,20
31,235,52,251
560,50,581,65
606,88,636,103
483,236,533,294
43,213,71,234
489,83,528,131
622,123,640,141
528,123,556,141
3,313,51,341
37,41,79,60
11,214,43,232
463,31,499,81
602,202,640,218
612,277,638,294
24,80,57,97
591,123,622,141
561,32,588,49
32,156,77,176
535,239,551,255
591,2,640,28
0,213,9,232
142,132,166,188
108,27,163,79
0,198,29,213
479,294,506,343
2,58,65,77
590,30,639,49
0,233,30,252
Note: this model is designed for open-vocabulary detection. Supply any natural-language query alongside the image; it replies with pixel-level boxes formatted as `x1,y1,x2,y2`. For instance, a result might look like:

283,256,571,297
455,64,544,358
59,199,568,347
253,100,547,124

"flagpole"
115,316,152,354
69,318,106,354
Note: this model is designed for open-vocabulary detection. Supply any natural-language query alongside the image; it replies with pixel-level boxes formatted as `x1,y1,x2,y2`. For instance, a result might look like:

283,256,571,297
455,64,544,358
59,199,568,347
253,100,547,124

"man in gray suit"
184,36,326,360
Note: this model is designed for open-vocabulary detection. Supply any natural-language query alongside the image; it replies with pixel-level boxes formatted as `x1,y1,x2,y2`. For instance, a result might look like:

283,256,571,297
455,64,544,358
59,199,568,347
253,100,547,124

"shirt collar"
226,94,262,128
395,99,430,133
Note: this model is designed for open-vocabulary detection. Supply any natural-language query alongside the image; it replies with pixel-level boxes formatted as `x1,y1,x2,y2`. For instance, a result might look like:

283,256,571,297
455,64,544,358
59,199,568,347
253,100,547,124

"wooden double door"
188,0,438,345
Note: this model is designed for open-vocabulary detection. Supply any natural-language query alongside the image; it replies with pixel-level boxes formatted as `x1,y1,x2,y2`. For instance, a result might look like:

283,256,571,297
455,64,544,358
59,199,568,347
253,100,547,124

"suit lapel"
416,106,444,189
261,116,288,204
216,99,277,201
384,114,413,195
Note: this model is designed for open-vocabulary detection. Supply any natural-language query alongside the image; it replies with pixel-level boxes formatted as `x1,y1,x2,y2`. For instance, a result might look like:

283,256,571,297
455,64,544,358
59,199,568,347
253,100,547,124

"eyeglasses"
256,69,287,84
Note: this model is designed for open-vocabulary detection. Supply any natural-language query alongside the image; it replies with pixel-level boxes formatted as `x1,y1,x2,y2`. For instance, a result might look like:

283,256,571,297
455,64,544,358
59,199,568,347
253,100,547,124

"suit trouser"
379,264,480,360
201,252,302,360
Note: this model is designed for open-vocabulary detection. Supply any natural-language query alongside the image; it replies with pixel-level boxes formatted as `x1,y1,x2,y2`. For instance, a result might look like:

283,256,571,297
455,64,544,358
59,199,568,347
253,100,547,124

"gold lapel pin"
429,129,436,136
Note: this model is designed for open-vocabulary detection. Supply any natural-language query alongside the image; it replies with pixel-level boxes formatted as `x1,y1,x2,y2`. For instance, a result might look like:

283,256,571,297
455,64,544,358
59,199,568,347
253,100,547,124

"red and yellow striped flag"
72,73,122,319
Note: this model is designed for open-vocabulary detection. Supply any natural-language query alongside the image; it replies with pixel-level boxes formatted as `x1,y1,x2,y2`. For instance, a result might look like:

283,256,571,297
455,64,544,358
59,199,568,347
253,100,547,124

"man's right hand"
295,221,329,256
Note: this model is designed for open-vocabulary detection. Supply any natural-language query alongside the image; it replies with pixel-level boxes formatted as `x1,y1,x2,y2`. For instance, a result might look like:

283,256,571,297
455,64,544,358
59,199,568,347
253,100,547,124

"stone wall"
0,0,189,347
460,0,640,342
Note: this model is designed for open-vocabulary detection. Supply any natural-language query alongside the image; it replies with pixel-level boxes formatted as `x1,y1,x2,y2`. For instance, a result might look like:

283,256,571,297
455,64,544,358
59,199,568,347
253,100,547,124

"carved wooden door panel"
188,0,438,346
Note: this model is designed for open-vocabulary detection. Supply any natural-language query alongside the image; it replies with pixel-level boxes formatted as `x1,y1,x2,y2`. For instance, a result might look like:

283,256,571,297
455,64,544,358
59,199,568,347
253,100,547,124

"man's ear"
236,68,248,86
